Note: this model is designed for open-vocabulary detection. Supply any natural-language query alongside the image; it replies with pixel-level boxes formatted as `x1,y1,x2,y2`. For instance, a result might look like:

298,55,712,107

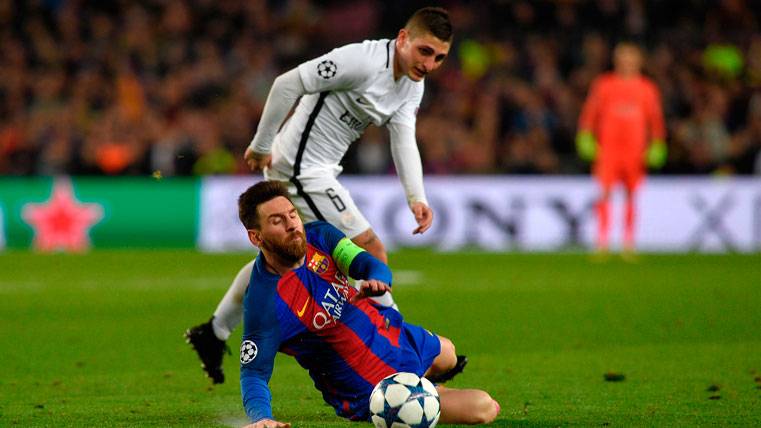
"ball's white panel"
398,400,424,425
420,377,438,396
423,396,440,421
370,389,386,414
384,384,412,407
390,422,411,428
381,373,397,381
429,412,440,428
393,372,421,386
371,415,388,428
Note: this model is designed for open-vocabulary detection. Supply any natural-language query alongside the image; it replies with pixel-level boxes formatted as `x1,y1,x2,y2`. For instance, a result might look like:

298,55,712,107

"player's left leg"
351,227,397,308
405,330,495,423
211,259,255,339
424,336,457,376
185,259,254,384
425,335,468,384
437,386,500,424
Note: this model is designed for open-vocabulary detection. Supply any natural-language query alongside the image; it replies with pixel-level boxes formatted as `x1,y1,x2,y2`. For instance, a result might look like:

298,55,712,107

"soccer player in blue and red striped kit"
236,181,499,427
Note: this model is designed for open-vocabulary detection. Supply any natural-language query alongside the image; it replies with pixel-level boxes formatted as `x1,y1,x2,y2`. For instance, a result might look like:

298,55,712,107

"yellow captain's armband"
332,238,365,274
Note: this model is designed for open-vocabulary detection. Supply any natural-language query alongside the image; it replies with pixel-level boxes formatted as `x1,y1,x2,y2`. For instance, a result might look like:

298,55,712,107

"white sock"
211,260,255,341
354,279,399,310
369,290,399,311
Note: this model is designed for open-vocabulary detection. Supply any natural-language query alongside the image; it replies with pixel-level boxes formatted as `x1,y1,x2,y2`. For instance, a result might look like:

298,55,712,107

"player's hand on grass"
243,418,291,428
646,139,667,169
350,279,391,303
244,147,272,172
410,201,433,234
575,131,597,162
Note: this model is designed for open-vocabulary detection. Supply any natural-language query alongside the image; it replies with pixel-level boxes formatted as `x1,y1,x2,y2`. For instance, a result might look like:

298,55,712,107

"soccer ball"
369,372,440,428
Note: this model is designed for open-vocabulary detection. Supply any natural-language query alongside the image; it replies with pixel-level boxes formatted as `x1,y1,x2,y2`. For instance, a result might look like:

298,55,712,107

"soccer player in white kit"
186,7,454,384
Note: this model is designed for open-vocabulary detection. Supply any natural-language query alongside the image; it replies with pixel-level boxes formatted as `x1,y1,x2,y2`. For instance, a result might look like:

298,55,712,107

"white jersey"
269,38,424,179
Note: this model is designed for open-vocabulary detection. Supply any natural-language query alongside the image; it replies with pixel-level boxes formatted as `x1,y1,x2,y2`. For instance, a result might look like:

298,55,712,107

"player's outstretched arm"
243,418,291,428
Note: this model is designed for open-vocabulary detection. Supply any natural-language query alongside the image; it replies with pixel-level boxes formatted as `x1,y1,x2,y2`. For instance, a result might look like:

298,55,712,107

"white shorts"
265,171,371,239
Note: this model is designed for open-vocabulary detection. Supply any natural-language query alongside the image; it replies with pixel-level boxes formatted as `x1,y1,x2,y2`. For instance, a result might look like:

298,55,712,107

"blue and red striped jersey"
241,221,408,422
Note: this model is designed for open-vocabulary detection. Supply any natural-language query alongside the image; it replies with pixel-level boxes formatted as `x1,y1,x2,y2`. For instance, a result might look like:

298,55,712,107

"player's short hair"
405,7,453,42
238,181,292,229
614,40,643,54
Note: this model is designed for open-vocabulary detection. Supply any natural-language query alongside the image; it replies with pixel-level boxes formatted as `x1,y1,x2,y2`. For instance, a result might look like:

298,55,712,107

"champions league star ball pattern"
240,340,258,364
369,372,440,428
317,60,337,79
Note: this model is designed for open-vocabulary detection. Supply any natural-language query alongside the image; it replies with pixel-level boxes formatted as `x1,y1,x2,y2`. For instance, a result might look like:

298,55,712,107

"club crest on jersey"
307,253,330,274
240,340,258,364
317,60,337,79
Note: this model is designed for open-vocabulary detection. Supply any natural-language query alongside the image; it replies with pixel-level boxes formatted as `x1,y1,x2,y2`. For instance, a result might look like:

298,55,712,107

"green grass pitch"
1,250,760,427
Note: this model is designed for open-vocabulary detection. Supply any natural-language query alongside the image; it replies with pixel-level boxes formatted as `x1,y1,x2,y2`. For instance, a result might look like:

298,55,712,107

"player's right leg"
437,386,500,424
593,163,617,253
351,228,388,264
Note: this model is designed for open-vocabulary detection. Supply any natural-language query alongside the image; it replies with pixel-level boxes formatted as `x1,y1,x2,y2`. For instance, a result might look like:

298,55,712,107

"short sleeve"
298,43,374,94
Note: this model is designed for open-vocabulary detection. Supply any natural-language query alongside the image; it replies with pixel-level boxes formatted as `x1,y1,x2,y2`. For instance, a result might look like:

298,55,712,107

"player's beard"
263,230,307,265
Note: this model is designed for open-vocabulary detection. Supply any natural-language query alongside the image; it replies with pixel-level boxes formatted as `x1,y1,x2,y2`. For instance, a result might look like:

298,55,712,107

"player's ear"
397,28,409,45
248,229,262,247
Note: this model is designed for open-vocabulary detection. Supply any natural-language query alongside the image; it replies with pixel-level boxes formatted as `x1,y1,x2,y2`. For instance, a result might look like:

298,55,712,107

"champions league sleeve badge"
317,60,337,79
240,340,258,364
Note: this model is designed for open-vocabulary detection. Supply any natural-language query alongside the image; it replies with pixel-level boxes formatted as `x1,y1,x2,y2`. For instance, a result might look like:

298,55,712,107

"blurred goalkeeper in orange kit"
576,41,667,256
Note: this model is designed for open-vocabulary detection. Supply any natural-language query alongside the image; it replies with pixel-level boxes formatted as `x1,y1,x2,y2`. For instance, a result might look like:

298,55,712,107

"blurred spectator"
0,0,759,176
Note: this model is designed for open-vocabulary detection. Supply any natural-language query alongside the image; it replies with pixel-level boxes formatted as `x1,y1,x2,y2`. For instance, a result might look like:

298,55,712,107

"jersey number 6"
326,188,346,212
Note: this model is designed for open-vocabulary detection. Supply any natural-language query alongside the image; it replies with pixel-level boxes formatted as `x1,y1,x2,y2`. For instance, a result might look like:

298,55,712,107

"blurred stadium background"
1,0,760,427
1,0,760,177
1,0,760,252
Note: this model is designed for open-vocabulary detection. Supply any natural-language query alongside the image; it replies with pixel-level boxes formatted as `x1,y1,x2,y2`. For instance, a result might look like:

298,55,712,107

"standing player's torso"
596,74,653,144
272,39,422,176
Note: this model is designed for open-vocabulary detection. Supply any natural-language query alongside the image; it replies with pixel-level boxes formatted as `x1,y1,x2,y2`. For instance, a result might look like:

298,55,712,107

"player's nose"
286,217,299,230
421,60,436,74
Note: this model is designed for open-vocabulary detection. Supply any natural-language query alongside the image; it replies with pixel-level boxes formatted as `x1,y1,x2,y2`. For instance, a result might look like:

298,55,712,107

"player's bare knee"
471,391,499,424
437,336,457,371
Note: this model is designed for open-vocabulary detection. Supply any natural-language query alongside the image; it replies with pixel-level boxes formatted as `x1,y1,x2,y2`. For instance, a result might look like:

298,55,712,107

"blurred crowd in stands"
0,0,759,176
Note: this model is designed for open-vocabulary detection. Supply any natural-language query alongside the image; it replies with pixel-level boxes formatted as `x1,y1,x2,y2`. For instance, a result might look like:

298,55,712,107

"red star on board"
22,179,104,252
